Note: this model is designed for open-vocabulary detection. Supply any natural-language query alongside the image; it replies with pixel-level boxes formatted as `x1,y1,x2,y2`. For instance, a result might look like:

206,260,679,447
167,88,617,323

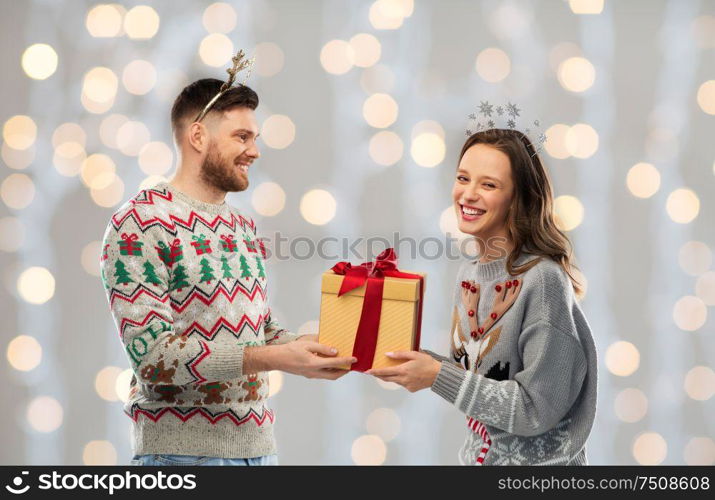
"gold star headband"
194,49,256,123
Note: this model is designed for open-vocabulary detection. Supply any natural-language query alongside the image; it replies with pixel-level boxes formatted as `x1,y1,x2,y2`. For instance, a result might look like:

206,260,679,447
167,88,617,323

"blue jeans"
131,454,278,466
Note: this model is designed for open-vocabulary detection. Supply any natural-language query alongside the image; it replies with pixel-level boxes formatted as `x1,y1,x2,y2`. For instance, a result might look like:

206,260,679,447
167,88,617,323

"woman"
367,128,598,465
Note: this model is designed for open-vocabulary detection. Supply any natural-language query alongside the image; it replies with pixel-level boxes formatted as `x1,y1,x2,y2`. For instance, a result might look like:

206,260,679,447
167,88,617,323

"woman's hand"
366,351,442,392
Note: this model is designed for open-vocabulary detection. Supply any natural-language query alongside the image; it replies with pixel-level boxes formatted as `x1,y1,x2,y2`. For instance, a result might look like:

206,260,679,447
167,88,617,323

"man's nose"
247,142,260,159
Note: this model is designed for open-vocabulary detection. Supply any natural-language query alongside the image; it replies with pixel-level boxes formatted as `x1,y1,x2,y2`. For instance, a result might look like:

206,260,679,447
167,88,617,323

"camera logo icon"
5,471,30,495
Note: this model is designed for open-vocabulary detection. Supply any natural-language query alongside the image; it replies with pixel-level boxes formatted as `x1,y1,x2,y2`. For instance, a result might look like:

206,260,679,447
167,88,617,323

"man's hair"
170,78,259,137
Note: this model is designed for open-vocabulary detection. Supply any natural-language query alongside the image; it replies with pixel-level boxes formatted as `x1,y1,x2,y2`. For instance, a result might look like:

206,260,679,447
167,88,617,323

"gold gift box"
317,270,425,370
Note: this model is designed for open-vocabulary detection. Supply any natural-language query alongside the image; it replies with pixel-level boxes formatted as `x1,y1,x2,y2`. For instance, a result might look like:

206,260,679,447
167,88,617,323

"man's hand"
273,341,356,380
366,351,441,392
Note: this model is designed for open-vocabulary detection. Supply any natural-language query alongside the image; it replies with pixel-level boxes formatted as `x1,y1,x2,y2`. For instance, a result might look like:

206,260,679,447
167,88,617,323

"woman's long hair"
459,128,583,296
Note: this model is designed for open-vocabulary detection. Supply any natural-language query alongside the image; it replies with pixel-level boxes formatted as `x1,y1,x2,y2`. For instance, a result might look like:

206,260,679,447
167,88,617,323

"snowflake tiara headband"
465,100,547,157
194,49,256,123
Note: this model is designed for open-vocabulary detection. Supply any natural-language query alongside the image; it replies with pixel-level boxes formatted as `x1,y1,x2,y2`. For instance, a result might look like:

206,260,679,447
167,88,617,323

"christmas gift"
318,248,425,371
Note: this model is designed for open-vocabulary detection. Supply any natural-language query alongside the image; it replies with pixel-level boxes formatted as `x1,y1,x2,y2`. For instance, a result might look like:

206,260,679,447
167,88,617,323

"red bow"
121,233,138,242
330,248,424,372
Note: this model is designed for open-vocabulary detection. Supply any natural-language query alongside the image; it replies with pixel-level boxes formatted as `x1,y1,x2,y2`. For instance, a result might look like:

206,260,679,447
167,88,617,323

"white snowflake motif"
533,119,540,127
465,129,472,136
487,119,495,128
507,119,516,129
478,101,494,117
468,113,476,120
496,106,504,116
491,436,527,465
506,101,521,118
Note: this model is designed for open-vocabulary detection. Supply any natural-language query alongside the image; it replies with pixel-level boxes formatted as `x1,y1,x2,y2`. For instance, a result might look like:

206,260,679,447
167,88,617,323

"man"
100,64,356,466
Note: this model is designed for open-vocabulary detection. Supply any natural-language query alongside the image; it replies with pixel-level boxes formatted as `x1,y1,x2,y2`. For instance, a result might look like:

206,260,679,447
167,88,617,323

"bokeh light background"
1,0,714,465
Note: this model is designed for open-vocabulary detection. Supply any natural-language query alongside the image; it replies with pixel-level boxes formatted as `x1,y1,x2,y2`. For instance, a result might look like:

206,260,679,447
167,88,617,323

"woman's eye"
457,175,468,182
484,183,495,188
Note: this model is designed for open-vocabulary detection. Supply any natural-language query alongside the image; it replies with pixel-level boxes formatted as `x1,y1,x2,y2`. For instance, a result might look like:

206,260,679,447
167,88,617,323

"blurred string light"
202,2,237,34
363,93,398,128
349,33,381,68
21,43,58,80
86,4,126,37
81,154,116,190
124,5,160,40
17,267,55,304
83,441,117,465
475,48,511,83
633,432,667,465
99,114,129,149
553,195,584,231
199,33,234,67
138,141,173,175
251,182,286,216
2,143,35,170
1,174,35,210
614,388,648,423
261,115,295,149
410,120,445,168
26,396,63,433
300,189,336,225
3,115,37,150
369,131,403,166
116,121,151,156
320,39,355,75
544,124,570,159
666,188,699,224
684,366,715,401
91,176,125,208
558,57,595,93
6,335,42,372
549,42,582,72
672,296,707,331
605,341,640,377
0,216,25,252
81,241,102,277
678,241,711,276
565,124,598,158
81,67,118,114
697,80,715,115
351,434,387,465
695,272,715,305
95,366,123,401
254,42,284,77
52,123,88,177
366,408,401,442
268,371,283,397
369,0,413,30
626,162,660,198
115,369,133,403
122,60,156,95
568,0,604,15
52,123,86,149
684,437,715,465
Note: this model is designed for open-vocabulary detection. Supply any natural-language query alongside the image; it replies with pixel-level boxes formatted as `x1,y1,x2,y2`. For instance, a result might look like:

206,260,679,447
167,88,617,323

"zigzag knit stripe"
125,404,275,427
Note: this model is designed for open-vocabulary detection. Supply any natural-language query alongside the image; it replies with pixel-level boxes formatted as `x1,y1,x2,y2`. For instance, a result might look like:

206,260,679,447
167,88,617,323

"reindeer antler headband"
194,49,256,123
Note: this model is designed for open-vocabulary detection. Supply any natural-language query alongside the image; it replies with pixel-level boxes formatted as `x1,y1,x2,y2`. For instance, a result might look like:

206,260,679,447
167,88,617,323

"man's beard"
199,142,248,193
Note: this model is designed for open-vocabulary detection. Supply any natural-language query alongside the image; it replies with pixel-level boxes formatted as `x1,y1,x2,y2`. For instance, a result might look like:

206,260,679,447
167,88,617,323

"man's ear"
187,121,208,154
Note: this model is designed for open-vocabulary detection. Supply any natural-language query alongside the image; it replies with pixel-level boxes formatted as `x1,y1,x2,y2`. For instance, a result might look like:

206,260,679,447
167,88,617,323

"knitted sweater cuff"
199,344,246,380
430,360,466,404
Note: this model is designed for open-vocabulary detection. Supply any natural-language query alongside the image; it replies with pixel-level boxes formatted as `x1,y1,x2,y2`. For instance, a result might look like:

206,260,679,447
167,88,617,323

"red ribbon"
121,233,138,242
331,248,424,372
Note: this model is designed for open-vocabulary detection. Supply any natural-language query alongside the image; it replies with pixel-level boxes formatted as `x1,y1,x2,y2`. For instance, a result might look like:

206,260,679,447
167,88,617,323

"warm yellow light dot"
366,408,401,442
544,123,570,159
53,142,86,177
411,133,445,168
199,33,234,67
268,370,283,398
91,176,125,208
261,115,296,150
254,42,284,77
202,2,237,34
633,432,667,465
300,189,337,225
21,43,58,80
27,396,63,433
1,173,35,210
553,195,584,231
673,296,707,331
568,0,604,15
1,142,34,170
52,122,86,149
0,217,25,252
678,241,711,276
614,388,648,423
3,115,37,150
122,60,156,95
697,80,715,115
95,366,123,401
86,4,125,37
369,0,405,30
83,440,117,465
6,335,42,372
412,120,445,139
684,366,715,401
605,341,640,377
684,437,715,465
251,182,286,216
360,64,395,94
558,57,595,93
549,42,582,72
99,114,129,149
362,93,398,129
350,33,382,68
124,5,160,40
82,67,118,114
138,141,173,175
81,154,116,189
695,271,715,306
565,123,598,158
352,434,387,465
320,39,355,75
369,131,403,166
115,369,133,403
116,121,151,156
475,48,511,83
626,162,660,198
666,188,699,224
81,241,103,277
